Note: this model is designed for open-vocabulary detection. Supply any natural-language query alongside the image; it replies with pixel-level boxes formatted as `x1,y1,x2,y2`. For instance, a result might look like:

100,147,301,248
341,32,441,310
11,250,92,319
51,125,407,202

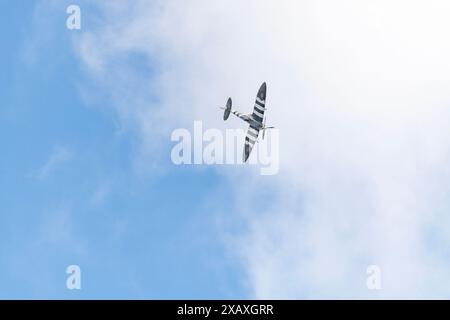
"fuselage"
241,114,264,129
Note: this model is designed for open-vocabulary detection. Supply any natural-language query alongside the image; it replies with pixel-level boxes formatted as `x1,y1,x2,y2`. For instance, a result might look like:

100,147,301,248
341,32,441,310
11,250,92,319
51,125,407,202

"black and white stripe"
243,124,260,162
231,110,247,120
251,83,266,126
243,82,267,162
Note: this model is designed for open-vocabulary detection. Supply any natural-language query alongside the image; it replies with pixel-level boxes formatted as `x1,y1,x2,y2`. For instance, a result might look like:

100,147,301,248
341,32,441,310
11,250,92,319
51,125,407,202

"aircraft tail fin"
223,98,232,120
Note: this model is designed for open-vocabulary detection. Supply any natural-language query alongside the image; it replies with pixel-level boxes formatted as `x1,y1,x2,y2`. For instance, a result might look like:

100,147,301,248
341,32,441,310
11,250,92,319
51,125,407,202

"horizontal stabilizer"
223,97,232,120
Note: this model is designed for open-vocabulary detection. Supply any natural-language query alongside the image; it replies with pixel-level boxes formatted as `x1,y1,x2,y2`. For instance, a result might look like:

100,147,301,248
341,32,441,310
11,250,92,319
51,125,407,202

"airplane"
220,82,275,162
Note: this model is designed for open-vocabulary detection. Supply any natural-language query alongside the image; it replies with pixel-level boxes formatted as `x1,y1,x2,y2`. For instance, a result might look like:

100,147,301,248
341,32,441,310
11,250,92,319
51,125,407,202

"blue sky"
4,0,450,299
0,1,247,299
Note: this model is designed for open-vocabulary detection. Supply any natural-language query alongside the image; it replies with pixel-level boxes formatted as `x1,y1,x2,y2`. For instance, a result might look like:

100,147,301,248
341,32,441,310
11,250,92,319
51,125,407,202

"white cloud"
76,0,450,298
89,182,111,208
37,146,73,180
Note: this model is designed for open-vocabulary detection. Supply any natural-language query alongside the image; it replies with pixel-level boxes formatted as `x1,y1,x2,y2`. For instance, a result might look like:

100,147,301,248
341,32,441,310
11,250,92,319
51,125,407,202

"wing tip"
258,82,267,100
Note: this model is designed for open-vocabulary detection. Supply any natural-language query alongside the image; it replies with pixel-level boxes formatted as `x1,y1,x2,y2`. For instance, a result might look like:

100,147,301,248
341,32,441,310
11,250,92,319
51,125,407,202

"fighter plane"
220,82,275,162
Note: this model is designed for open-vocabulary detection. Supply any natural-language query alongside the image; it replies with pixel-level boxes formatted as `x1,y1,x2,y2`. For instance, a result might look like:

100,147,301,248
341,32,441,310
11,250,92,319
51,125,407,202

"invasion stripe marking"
248,127,259,135
255,99,265,107
252,115,263,123
256,96,265,104
253,109,264,118
247,131,258,139
246,135,257,143
255,105,266,113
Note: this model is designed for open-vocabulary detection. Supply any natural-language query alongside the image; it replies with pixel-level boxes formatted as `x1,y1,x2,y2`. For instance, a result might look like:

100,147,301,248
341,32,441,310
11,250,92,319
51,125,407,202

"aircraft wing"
243,124,260,162
251,82,267,126
242,82,267,162
230,109,249,121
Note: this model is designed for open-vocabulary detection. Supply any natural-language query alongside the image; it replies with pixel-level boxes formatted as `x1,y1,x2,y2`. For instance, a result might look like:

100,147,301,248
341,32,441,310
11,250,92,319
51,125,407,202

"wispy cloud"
75,0,450,298
37,146,73,180
89,182,111,208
